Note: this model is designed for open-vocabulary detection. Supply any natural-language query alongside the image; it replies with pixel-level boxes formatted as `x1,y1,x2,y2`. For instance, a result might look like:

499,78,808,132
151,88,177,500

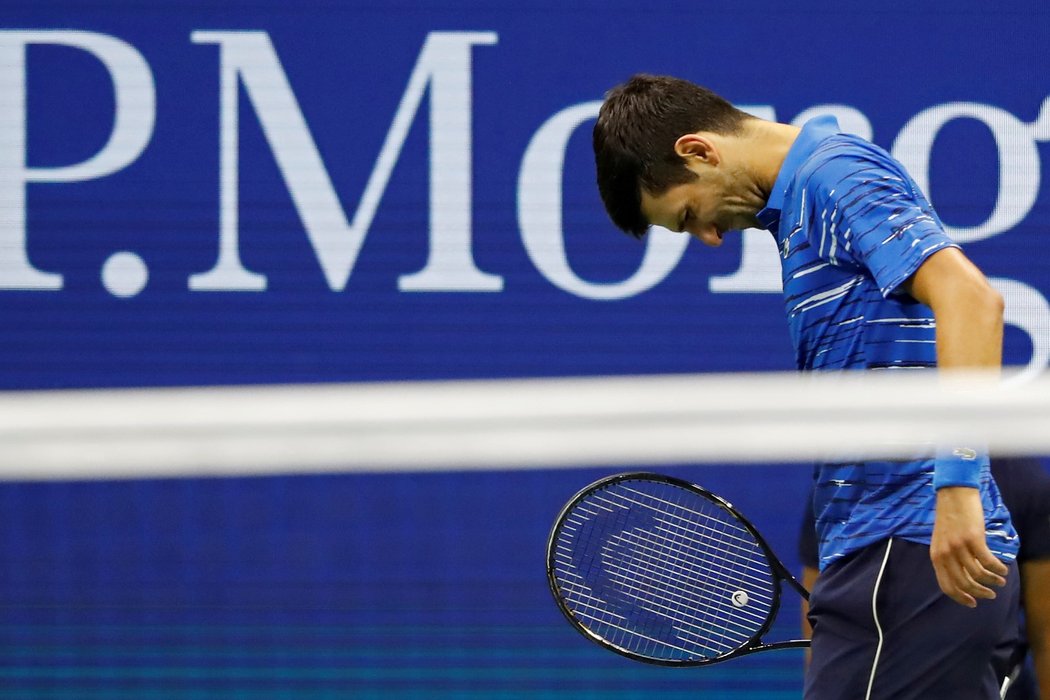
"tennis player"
592,74,1020,700
801,457,1050,699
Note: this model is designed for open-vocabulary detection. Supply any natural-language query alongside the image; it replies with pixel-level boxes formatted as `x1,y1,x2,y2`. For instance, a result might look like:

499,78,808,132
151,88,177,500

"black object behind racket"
547,472,809,666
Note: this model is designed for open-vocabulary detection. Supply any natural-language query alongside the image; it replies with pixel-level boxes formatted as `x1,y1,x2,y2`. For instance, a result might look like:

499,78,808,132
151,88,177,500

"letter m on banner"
190,31,502,292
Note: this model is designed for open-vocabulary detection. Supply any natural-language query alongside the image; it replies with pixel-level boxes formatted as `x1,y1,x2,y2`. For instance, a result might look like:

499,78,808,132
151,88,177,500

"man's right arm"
903,247,1008,607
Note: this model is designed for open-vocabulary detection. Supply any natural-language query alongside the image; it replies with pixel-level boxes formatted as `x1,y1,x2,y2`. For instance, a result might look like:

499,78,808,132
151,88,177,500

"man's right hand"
930,486,1008,607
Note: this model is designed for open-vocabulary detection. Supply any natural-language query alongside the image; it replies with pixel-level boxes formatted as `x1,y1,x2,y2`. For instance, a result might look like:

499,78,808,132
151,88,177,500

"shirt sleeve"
803,141,959,298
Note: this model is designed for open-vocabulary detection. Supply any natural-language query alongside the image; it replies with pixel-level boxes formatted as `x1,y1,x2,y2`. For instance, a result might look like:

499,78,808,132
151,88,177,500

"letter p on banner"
0,31,156,290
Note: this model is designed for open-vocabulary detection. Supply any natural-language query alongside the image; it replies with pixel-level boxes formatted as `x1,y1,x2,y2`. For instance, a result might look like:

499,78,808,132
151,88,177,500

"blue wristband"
933,443,988,490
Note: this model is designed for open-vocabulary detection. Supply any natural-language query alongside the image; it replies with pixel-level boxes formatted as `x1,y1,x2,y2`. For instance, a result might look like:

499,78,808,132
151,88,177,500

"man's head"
593,74,755,242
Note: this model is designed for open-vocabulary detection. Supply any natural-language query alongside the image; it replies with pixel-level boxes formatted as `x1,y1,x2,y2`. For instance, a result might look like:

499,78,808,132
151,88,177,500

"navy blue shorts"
804,538,1020,700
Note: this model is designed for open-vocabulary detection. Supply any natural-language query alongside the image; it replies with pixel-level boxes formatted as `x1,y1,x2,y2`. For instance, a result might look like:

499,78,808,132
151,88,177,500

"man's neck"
741,119,802,202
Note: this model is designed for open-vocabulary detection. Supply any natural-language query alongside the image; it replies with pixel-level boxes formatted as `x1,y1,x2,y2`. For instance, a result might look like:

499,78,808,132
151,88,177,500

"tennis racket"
547,472,809,666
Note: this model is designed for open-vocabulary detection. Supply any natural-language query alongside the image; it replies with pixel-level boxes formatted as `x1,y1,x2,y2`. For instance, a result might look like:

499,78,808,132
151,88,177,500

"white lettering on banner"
1,29,1048,375
189,31,501,292
893,101,1047,245
0,30,156,291
518,101,689,300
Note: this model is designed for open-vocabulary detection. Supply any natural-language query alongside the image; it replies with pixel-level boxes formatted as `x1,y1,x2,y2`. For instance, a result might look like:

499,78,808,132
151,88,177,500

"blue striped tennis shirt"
757,116,1018,569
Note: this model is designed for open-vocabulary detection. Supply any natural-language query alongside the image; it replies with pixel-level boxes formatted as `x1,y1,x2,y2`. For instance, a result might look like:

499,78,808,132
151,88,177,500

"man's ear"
673,134,719,166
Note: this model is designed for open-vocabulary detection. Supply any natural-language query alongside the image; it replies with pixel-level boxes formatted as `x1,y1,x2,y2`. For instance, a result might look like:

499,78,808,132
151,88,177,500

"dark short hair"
593,74,751,238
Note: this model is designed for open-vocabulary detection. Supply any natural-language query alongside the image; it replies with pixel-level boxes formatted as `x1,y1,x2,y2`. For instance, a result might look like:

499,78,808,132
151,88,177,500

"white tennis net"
2,370,1048,480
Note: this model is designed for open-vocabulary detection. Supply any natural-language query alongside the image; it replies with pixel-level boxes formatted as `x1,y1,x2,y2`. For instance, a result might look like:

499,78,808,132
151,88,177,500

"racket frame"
546,471,810,666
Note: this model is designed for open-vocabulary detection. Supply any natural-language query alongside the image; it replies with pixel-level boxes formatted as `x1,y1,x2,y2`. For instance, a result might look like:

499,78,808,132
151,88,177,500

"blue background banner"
1,1,1048,697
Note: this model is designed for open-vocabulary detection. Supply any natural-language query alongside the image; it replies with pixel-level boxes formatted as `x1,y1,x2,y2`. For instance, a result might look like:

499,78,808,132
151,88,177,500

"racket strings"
551,478,777,662
582,491,775,594
584,484,774,601
597,531,769,653
614,485,765,553
606,490,770,647
570,484,753,548
560,510,763,658
590,488,780,593
600,525,772,622
591,493,779,591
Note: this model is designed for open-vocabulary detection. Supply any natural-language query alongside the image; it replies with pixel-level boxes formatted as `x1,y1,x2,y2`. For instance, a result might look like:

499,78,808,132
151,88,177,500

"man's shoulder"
799,134,895,180
786,135,919,225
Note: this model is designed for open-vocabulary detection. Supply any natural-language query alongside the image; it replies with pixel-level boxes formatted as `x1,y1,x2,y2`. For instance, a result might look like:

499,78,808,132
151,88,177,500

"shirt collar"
756,115,841,233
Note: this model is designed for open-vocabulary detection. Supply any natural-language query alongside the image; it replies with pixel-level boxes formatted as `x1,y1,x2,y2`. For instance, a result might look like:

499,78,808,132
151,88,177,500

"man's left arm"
903,247,1009,608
